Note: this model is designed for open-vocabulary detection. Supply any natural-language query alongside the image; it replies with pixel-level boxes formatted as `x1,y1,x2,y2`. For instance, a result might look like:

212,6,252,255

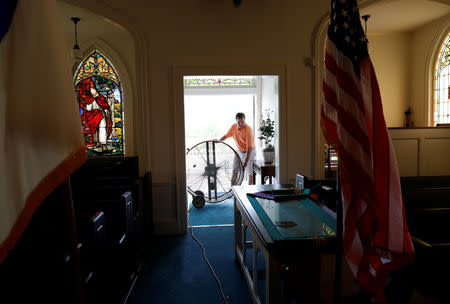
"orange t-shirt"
224,124,256,152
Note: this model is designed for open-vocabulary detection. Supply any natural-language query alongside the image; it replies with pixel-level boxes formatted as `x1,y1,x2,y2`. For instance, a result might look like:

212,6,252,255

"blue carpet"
127,226,260,304
188,197,234,226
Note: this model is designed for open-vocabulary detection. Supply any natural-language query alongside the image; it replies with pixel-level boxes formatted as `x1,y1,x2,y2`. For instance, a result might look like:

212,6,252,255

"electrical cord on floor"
190,227,231,304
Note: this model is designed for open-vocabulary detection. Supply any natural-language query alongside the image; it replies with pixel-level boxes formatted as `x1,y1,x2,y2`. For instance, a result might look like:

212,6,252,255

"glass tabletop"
247,194,336,241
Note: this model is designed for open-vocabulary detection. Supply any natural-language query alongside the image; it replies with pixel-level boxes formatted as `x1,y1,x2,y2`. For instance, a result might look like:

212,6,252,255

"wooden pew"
400,176,450,301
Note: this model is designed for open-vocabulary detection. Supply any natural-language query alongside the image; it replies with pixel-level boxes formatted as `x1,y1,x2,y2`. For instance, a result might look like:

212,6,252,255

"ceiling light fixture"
361,15,370,35
71,17,82,63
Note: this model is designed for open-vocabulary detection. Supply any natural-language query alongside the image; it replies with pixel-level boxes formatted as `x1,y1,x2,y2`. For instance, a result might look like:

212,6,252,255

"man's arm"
243,126,254,169
243,146,252,169
220,125,234,141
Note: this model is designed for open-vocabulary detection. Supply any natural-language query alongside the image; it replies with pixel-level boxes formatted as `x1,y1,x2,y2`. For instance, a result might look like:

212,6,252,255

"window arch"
74,50,124,157
434,32,450,126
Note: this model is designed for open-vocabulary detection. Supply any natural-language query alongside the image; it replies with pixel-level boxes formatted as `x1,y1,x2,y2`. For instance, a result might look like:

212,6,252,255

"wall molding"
390,128,450,176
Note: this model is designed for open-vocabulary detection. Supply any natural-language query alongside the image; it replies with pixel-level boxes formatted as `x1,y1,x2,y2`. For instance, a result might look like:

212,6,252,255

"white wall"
59,0,450,235
60,0,330,234
367,32,410,127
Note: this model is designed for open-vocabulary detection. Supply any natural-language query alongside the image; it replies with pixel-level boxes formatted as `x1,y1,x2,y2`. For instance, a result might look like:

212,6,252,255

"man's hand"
243,161,248,169
243,147,252,170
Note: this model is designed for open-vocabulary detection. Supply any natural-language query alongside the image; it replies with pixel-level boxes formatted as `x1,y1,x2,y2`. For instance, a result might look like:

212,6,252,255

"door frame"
172,65,287,233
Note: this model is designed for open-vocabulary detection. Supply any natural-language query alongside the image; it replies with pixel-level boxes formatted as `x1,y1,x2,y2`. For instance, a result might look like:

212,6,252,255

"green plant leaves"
258,109,275,151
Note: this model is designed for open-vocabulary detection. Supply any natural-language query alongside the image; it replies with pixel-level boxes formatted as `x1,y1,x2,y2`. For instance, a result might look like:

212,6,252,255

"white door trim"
171,65,287,233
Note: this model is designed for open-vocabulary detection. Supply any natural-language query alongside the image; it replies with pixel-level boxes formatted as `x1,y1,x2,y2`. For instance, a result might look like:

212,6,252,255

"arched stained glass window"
74,50,124,157
434,32,450,125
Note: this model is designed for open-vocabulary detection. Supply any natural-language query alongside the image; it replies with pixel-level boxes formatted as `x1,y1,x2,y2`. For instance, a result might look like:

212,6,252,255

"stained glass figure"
74,51,124,157
434,33,450,125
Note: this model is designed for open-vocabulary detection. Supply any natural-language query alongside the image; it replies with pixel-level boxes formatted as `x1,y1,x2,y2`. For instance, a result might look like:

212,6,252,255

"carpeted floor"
127,226,259,304
128,199,268,304
128,197,442,304
188,197,234,226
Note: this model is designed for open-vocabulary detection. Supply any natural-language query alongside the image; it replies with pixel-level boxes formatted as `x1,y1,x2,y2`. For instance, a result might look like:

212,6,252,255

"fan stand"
193,141,219,208
187,140,244,208
192,190,205,208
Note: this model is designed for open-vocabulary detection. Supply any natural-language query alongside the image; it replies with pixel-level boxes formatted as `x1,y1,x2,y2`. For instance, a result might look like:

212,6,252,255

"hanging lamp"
71,17,82,63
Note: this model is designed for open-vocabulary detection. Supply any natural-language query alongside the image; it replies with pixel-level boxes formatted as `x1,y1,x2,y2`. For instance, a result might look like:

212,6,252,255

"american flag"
0,0,87,262
321,0,414,299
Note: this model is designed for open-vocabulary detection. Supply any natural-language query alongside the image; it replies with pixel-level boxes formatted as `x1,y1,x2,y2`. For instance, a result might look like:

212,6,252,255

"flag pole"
334,166,343,304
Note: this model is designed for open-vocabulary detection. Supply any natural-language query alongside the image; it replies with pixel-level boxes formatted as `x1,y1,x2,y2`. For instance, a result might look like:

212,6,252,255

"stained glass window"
324,145,338,169
184,76,254,88
434,33,450,125
74,50,124,157
324,144,338,179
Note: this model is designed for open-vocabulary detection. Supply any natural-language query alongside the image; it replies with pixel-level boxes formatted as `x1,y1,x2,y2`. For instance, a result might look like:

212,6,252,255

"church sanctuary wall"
367,32,410,127
59,0,385,236
148,0,331,233
410,13,450,127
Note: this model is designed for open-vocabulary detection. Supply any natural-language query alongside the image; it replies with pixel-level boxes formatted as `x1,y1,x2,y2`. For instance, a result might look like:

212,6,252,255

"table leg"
265,252,281,304
253,245,259,298
261,173,264,185
243,225,247,267
234,197,241,261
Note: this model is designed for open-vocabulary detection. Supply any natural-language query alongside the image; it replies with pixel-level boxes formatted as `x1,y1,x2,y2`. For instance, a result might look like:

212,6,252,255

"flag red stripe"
337,147,373,200
337,107,371,155
323,82,371,157
320,107,338,144
370,60,391,248
325,51,365,113
322,81,337,108
323,58,371,156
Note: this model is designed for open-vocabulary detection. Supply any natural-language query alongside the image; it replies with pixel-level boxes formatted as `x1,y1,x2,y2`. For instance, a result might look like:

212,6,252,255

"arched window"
74,50,124,157
434,32,450,126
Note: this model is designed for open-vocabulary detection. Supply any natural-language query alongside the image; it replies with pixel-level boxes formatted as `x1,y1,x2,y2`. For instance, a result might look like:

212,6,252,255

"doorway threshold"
188,224,234,228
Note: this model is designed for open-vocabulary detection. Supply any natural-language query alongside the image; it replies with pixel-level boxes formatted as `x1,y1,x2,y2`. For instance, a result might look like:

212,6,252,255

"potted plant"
258,109,275,163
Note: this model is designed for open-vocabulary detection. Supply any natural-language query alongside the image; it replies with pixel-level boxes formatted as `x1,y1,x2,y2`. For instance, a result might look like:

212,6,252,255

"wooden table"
252,163,275,185
232,184,337,304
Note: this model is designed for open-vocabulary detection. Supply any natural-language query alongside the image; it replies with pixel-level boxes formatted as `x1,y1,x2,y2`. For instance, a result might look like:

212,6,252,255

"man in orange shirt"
220,112,256,185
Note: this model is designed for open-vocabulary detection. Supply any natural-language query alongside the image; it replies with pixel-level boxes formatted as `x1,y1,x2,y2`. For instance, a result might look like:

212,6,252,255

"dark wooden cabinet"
0,157,152,304
71,157,150,304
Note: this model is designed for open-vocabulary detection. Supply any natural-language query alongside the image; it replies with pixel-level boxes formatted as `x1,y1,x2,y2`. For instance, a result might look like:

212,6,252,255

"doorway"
184,75,279,227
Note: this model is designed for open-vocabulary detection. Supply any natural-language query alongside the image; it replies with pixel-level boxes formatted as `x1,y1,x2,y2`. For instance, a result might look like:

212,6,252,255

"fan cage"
186,140,244,203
